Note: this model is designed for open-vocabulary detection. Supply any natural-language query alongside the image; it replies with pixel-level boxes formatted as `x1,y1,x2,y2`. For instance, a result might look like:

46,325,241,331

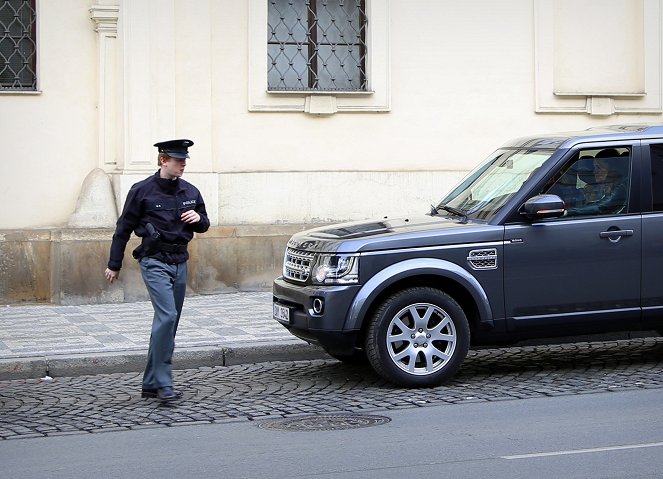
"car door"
641,141,663,331
503,142,642,335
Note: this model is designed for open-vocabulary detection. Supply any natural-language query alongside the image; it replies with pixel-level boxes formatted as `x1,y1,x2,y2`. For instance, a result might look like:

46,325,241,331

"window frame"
0,0,39,94
248,0,390,114
542,147,633,218
534,0,662,115
535,144,642,221
267,0,368,93
647,143,663,212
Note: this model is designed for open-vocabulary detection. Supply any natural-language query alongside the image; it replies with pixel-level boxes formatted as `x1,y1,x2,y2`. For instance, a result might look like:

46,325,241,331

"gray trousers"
139,256,188,389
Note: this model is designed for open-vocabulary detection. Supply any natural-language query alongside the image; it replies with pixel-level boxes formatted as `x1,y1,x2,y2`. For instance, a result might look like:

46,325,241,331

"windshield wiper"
435,205,468,222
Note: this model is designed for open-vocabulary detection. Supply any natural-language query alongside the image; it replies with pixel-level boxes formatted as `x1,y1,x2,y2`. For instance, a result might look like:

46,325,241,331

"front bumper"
272,276,362,354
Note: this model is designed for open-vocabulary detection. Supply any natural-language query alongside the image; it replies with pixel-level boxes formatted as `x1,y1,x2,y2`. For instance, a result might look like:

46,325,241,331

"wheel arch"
346,258,492,345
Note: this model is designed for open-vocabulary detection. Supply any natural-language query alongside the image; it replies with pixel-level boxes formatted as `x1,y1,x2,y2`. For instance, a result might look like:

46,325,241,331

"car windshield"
437,148,555,221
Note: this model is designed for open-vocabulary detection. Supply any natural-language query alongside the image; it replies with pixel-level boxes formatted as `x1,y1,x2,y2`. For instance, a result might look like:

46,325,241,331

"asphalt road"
1,389,661,478
1,337,662,477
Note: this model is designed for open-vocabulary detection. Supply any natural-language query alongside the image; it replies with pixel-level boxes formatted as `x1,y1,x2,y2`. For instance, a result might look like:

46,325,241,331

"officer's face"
161,156,186,179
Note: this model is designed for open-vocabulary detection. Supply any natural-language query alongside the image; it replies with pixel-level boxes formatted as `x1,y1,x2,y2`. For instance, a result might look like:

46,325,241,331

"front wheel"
365,287,470,387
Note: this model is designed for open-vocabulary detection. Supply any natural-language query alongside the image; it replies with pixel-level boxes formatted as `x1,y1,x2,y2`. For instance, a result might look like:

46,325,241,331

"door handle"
599,229,634,240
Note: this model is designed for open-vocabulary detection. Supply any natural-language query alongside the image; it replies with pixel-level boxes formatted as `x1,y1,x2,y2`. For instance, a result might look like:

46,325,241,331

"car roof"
501,124,663,150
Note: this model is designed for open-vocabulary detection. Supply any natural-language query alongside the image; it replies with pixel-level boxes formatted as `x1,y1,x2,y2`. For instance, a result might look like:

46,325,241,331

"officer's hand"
181,210,201,224
105,268,119,283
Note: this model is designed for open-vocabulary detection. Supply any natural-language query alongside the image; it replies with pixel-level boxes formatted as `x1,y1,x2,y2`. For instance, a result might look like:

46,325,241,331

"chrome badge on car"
467,248,498,270
287,239,319,250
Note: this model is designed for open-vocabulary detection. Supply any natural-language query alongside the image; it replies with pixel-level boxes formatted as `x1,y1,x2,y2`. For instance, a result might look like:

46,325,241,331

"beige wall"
2,0,662,230
2,0,99,228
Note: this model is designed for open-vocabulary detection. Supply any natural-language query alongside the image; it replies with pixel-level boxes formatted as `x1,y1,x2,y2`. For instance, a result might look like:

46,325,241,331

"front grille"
284,248,315,282
467,248,498,270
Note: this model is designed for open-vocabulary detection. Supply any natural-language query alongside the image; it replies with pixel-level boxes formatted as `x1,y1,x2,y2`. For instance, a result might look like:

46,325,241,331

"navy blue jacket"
108,171,210,270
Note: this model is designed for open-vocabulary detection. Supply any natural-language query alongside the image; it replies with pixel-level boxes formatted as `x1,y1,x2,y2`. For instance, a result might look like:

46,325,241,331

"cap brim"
165,151,189,159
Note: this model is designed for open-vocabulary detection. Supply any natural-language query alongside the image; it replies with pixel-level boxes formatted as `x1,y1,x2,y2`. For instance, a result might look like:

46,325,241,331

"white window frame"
248,0,390,114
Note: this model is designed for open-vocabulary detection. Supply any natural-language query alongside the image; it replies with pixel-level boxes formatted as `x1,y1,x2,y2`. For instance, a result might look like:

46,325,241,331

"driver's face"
595,161,609,183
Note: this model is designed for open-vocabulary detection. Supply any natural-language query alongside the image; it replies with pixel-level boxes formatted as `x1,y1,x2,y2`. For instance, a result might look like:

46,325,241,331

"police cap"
153,139,194,159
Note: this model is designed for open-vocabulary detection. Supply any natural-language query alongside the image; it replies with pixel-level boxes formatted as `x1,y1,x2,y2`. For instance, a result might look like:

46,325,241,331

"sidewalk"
0,292,326,380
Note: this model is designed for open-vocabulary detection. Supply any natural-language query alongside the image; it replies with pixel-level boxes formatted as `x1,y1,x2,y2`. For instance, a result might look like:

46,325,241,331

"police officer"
104,139,210,402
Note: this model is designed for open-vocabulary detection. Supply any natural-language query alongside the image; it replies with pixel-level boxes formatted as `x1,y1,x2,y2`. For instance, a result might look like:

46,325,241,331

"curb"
0,341,328,381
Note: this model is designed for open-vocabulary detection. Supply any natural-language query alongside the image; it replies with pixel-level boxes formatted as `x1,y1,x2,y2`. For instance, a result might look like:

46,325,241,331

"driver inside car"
547,149,629,217
569,149,629,216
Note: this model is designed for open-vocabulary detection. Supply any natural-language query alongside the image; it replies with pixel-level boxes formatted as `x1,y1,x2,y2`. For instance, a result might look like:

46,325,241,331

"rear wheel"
365,286,470,387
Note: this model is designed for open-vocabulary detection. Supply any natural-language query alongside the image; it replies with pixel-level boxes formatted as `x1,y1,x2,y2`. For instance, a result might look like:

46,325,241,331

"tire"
365,286,470,388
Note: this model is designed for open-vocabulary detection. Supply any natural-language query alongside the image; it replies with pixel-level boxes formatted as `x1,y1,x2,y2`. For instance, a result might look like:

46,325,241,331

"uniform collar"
154,170,182,192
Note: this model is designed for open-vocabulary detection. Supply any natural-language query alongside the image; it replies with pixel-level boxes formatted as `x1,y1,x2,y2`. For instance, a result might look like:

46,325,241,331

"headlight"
312,254,359,284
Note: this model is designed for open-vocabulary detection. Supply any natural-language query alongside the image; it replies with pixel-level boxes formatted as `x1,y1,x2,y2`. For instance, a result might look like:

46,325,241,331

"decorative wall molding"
534,0,662,115
90,4,120,169
90,4,119,35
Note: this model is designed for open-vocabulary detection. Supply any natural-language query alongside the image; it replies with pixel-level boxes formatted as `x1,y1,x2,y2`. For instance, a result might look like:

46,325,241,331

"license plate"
273,303,291,324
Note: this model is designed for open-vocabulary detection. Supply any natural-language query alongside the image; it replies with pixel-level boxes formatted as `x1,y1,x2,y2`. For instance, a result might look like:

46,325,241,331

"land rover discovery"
273,124,663,387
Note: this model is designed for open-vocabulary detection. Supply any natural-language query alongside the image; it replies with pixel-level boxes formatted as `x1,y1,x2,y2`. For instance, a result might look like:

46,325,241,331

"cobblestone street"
2,337,662,440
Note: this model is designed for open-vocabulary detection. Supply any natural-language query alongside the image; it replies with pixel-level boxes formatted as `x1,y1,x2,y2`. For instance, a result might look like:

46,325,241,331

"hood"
287,215,504,254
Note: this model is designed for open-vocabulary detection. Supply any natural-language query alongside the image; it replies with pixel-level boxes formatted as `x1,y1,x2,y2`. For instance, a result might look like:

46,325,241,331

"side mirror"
521,194,566,220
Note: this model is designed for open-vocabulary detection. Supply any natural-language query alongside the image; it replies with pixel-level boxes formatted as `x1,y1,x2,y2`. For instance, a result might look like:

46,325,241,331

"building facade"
1,0,662,303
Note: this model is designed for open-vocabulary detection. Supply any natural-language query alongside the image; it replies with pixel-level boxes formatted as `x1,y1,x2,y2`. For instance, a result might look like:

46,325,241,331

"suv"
272,124,663,387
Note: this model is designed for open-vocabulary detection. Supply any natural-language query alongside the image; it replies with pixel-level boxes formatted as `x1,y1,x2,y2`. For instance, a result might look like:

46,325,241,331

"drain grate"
257,414,391,432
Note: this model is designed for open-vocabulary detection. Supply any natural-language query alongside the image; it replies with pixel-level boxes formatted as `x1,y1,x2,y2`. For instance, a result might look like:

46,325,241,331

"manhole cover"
258,414,391,432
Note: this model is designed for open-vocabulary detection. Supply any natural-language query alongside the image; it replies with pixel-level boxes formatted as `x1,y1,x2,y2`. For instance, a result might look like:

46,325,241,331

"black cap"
153,139,194,159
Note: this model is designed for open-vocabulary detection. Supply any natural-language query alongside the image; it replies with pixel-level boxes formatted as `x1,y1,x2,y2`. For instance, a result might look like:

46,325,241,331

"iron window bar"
268,0,367,92
0,0,37,90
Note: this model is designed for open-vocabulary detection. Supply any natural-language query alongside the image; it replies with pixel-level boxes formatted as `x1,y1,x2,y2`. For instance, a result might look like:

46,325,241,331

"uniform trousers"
139,256,188,389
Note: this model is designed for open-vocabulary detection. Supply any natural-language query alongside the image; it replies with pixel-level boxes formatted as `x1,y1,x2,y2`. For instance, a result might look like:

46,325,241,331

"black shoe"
141,388,158,399
142,387,183,400
157,386,183,402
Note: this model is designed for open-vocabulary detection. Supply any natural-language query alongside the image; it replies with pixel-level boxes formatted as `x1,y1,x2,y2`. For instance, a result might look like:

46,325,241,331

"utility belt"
149,239,188,253
132,226,188,259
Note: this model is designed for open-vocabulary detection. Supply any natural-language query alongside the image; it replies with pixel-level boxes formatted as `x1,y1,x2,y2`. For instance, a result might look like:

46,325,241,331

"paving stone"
2,292,663,439
0,293,285,360
1,337,662,440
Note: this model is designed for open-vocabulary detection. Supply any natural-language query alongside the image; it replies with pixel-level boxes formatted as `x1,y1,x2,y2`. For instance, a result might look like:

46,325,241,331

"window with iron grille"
268,0,367,92
0,0,37,91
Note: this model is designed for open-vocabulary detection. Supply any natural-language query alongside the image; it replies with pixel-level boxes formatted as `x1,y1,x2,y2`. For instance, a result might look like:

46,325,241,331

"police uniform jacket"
108,171,210,271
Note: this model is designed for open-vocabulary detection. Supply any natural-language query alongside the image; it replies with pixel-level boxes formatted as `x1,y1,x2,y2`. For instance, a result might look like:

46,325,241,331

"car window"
650,144,663,211
440,148,554,221
543,147,631,217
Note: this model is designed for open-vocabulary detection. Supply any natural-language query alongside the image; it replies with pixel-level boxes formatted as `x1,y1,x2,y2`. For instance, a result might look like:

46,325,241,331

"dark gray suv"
273,124,663,387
